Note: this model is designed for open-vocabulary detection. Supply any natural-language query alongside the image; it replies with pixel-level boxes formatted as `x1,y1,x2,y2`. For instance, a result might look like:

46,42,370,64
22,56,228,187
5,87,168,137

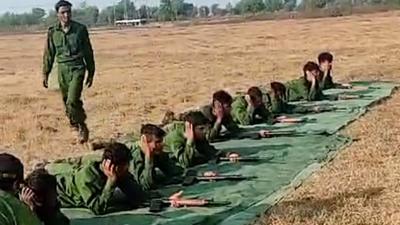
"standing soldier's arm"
82,27,95,79
43,28,56,80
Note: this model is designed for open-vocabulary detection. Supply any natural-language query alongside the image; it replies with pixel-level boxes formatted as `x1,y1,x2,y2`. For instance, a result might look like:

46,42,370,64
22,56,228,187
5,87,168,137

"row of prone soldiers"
0,52,358,225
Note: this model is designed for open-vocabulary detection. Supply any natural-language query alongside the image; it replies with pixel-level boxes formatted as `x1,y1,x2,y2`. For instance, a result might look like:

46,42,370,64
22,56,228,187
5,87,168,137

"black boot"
78,123,89,144
70,122,79,132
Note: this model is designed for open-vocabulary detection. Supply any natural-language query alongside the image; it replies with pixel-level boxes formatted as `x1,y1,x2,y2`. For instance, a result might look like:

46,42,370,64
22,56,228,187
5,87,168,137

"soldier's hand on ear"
214,101,225,122
184,122,195,143
103,159,117,183
141,135,154,159
245,94,253,107
20,187,36,211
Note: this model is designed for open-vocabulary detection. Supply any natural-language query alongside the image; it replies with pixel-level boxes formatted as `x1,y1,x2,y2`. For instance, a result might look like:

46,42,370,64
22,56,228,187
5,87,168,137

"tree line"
1,0,400,28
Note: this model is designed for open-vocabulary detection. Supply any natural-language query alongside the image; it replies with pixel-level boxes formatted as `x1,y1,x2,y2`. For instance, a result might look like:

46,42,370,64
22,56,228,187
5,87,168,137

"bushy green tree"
265,0,283,11
235,0,266,14
159,0,175,21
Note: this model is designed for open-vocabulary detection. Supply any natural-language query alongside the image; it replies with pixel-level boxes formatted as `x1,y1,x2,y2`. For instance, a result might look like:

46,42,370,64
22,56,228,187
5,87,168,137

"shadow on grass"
259,187,384,224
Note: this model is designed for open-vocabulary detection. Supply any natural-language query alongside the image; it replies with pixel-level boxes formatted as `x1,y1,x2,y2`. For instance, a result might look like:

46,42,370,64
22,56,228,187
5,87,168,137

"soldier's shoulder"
47,25,57,34
198,104,212,114
78,160,102,177
233,94,245,101
128,141,142,153
232,95,246,106
72,21,88,30
164,121,185,134
286,77,302,86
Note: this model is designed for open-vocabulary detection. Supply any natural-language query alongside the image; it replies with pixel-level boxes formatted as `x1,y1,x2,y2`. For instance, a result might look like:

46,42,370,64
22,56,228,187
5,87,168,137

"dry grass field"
1,11,400,224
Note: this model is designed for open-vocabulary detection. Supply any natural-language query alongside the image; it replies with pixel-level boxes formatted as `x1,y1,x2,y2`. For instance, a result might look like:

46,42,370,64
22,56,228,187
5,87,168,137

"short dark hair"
247,86,263,102
102,143,132,166
318,52,333,64
25,169,57,202
0,153,24,192
25,169,63,224
183,111,210,127
140,124,166,139
303,61,320,76
212,90,233,105
55,0,72,12
270,82,286,98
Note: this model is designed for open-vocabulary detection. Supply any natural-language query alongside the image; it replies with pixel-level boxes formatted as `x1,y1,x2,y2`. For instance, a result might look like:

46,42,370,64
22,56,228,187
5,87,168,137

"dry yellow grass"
258,91,400,225
1,11,400,224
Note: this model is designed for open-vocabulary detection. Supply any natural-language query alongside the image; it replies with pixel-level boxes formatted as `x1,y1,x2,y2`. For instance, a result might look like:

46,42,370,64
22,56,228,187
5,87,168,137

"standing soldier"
42,0,95,143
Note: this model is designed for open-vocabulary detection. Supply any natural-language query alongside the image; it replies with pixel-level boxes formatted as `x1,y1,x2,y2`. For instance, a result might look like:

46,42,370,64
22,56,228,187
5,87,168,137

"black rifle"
237,129,329,140
182,174,257,186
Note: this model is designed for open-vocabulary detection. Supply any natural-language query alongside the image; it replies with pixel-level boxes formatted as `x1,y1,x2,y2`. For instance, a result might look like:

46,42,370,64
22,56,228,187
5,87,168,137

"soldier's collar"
56,22,63,30
56,21,73,32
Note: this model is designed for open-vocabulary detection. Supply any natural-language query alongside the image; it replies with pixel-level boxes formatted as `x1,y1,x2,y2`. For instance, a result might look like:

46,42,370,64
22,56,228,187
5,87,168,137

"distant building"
114,19,147,27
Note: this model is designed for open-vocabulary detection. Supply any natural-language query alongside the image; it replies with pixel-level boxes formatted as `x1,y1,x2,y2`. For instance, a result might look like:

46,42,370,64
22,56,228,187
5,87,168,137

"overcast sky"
1,0,238,14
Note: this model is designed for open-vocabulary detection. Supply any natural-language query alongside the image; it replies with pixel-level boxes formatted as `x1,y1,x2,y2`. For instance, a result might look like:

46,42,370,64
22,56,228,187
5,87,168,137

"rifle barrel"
161,199,230,207
219,157,260,161
196,175,257,181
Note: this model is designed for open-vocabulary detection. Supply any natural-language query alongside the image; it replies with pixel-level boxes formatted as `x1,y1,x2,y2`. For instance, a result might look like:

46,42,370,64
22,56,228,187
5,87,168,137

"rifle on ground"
237,129,329,140
149,198,230,212
314,106,349,113
338,94,362,100
296,104,358,113
207,155,274,164
182,174,257,186
218,156,262,162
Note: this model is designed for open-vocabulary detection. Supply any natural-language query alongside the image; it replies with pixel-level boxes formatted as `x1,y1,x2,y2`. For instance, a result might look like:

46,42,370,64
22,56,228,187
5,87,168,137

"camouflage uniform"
198,105,241,142
231,95,274,125
164,122,223,168
47,160,146,215
318,71,335,90
43,20,95,139
0,190,42,225
126,141,184,190
285,77,325,102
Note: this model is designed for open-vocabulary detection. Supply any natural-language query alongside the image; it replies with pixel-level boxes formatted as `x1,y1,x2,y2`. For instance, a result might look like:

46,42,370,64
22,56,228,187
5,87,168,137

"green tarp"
62,81,397,225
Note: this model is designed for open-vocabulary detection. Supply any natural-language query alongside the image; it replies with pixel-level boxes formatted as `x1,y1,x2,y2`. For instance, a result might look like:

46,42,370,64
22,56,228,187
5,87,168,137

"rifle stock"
149,198,230,212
